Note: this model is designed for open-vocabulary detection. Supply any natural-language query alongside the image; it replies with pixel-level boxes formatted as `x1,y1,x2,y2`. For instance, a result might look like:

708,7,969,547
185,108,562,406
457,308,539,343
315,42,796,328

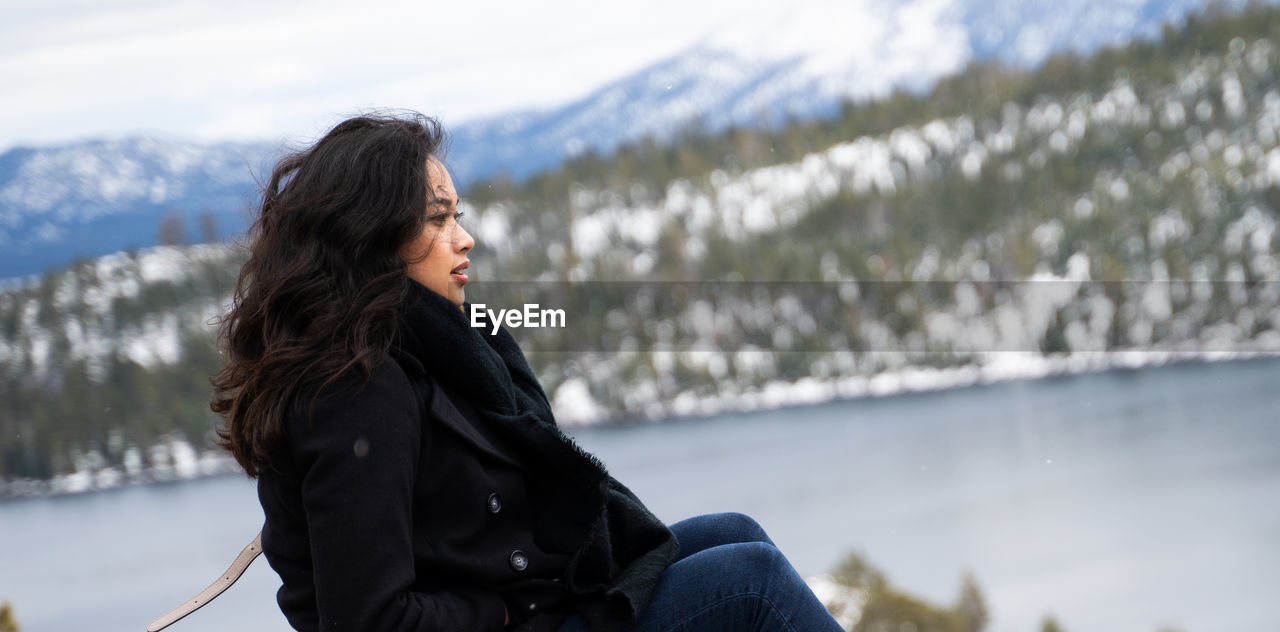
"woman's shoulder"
319,353,417,399
283,354,424,441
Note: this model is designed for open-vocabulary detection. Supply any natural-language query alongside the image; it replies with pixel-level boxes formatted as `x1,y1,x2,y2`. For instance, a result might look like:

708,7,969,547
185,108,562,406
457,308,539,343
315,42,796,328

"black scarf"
394,280,679,632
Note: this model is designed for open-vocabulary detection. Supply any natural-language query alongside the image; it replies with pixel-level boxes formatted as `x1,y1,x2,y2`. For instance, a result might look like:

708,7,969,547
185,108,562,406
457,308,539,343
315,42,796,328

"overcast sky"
0,0,884,153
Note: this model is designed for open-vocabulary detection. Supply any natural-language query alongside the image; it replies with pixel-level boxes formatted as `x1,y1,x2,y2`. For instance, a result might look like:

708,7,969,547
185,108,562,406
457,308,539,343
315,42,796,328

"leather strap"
146,531,263,632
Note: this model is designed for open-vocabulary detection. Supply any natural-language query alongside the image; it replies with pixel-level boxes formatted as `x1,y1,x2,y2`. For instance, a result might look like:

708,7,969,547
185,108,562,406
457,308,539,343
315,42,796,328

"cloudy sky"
1,0,920,153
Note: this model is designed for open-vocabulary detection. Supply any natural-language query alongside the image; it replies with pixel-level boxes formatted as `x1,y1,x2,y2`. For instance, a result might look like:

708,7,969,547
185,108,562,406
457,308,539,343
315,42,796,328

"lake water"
2,358,1278,632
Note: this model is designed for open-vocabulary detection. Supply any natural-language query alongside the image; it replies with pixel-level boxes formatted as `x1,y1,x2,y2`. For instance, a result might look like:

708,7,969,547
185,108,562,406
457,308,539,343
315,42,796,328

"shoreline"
0,448,242,501
558,348,1280,427
4,349,1278,501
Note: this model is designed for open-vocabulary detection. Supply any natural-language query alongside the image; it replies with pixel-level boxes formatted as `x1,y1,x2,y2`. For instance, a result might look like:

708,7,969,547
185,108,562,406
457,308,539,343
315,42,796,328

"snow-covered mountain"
0,0,1268,278
963,0,1217,63
0,137,274,279
450,0,1270,179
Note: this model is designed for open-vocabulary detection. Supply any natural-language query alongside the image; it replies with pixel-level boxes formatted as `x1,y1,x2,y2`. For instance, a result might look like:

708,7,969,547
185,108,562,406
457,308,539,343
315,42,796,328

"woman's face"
403,156,474,306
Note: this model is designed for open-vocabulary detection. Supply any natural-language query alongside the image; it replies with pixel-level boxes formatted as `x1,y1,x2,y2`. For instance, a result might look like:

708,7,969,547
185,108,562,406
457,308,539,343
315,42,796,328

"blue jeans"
556,513,844,632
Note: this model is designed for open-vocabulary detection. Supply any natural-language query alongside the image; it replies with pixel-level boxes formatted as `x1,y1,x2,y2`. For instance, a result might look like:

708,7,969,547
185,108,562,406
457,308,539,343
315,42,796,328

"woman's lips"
451,261,469,283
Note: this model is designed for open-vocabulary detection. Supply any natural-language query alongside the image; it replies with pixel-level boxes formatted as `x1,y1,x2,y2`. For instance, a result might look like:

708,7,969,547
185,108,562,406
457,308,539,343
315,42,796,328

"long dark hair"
213,112,447,477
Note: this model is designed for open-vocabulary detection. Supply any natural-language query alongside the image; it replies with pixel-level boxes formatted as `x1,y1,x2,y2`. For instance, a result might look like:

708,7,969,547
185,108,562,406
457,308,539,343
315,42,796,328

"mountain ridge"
1,0,1272,278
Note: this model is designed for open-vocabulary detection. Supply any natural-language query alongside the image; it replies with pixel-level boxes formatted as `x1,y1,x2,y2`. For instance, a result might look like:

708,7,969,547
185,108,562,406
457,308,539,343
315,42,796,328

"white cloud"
0,0,769,149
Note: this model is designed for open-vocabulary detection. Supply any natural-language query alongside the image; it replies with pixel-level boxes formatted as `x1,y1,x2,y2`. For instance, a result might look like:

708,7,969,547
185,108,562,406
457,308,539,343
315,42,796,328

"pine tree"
0,601,21,632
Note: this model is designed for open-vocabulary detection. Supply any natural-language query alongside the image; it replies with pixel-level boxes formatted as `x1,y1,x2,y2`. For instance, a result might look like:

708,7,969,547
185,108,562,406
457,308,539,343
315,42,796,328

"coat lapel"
426,378,526,470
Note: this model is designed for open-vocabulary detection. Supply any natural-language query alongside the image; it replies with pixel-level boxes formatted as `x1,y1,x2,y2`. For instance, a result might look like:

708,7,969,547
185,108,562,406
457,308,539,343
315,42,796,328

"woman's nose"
454,224,475,252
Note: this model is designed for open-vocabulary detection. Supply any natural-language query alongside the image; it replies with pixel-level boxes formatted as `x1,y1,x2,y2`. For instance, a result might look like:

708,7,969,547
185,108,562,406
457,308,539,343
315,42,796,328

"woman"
213,112,843,632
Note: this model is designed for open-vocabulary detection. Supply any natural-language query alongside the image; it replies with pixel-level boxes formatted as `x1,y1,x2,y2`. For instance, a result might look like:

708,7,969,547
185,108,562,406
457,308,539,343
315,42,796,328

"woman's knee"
680,541,791,582
727,540,790,575
713,512,769,541
671,512,772,552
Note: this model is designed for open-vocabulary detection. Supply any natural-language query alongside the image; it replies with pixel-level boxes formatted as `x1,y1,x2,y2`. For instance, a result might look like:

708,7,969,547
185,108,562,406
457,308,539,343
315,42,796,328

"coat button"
509,550,528,572
487,493,502,514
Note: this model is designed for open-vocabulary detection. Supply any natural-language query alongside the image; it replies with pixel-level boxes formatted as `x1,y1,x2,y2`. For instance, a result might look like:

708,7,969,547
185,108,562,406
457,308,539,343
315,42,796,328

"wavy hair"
213,113,447,477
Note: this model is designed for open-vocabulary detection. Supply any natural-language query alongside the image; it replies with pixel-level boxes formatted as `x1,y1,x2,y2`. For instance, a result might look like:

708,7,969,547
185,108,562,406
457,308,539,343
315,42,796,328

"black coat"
258,284,677,632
